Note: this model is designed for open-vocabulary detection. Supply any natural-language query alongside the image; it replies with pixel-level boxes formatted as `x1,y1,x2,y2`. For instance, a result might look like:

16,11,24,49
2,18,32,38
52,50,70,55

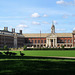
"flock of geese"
0,51,25,56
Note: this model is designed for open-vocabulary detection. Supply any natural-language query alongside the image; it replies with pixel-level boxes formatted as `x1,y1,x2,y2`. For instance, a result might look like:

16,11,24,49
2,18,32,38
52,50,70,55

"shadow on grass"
0,59,75,75
0,55,75,75
0,54,75,60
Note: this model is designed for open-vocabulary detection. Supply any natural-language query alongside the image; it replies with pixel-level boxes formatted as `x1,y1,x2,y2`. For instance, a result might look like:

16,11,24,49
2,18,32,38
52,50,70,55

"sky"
0,0,75,33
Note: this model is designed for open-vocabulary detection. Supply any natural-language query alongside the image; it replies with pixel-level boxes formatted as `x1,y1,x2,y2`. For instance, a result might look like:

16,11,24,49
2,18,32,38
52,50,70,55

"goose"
20,51,25,56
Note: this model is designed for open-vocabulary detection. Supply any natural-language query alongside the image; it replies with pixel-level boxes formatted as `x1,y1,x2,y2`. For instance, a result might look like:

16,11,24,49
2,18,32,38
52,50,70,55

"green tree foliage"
61,45,65,50
23,45,27,50
4,45,8,50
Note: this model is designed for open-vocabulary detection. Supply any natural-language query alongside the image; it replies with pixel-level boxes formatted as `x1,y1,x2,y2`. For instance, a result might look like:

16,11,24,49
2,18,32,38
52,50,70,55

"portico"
46,37,57,48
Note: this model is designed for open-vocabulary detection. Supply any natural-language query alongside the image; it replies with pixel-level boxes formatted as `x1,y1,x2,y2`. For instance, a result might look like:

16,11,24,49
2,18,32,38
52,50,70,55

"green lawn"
8,50,75,57
0,50,75,75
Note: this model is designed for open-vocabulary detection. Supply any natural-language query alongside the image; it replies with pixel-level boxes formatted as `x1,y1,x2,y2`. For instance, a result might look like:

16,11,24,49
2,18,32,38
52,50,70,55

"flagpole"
40,30,41,49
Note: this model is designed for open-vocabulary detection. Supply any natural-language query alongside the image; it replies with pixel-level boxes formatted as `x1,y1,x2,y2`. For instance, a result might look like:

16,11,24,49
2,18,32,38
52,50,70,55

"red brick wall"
25,38,46,44
57,37,72,43
73,34,75,47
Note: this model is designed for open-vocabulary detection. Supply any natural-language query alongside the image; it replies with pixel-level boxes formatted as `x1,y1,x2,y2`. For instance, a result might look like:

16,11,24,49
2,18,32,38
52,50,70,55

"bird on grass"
4,51,9,55
0,52,3,55
4,51,17,56
9,52,17,56
20,51,25,56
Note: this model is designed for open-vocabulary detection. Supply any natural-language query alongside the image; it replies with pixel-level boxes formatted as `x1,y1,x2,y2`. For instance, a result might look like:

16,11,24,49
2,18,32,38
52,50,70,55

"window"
65,40,66,43
38,40,40,43
68,40,70,43
28,40,30,43
67,45,70,47
64,45,66,47
32,40,33,43
44,40,46,43
61,40,63,43
35,40,36,43
74,35,75,37
58,40,60,43
58,44,60,46
74,40,75,42
71,40,72,43
41,40,43,43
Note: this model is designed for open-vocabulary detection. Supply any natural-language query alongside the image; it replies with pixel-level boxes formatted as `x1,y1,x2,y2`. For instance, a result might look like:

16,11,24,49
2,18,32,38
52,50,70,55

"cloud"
16,23,28,31
62,14,69,19
56,0,64,4
17,24,28,28
73,28,75,30
42,21,50,24
56,29,66,31
56,0,75,6
31,13,40,18
32,21,40,25
43,14,48,17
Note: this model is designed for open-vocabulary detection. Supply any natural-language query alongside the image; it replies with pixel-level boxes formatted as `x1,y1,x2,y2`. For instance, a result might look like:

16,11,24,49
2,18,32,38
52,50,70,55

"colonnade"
46,38,57,47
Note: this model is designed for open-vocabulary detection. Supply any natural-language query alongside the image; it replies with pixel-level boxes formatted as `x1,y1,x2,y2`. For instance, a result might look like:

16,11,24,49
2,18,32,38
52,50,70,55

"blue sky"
0,0,75,33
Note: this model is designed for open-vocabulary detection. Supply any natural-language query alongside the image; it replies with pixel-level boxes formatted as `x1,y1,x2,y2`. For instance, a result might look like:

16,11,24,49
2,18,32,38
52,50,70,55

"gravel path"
28,56,75,60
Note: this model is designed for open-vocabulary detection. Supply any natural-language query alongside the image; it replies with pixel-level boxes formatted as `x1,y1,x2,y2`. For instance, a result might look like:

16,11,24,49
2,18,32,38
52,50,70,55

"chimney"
20,30,22,34
4,27,5,30
12,28,13,32
4,27,8,31
12,28,15,33
6,27,8,31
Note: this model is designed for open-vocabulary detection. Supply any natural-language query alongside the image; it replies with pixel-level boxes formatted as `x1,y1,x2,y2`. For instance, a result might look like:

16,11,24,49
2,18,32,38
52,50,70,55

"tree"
61,45,65,50
4,45,8,50
23,45,27,50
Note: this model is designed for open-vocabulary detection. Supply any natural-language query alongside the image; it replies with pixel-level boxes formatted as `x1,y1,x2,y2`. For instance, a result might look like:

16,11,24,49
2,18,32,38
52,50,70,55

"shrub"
4,45,9,50
23,45,27,50
61,45,65,50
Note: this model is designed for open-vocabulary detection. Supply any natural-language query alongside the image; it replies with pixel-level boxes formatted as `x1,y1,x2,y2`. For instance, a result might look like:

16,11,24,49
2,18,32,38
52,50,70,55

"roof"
23,33,72,38
0,30,13,33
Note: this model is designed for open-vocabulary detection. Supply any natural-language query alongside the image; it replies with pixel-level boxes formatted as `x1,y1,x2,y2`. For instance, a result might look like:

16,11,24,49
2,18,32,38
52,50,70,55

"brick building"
24,23,75,48
0,23,75,48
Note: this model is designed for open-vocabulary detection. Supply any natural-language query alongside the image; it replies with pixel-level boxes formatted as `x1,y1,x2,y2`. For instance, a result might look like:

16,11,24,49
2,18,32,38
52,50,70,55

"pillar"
55,39,57,47
48,39,50,47
46,39,48,47
47,39,49,46
49,39,51,47
56,39,57,47
53,39,54,47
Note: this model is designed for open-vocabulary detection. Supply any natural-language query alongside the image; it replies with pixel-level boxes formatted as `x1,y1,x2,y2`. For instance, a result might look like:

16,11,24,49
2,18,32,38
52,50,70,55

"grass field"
0,50,75,75
8,50,75,57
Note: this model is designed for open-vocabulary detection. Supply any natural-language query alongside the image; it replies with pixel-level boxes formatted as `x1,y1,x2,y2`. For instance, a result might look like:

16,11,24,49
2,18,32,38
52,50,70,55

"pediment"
47,33,57,38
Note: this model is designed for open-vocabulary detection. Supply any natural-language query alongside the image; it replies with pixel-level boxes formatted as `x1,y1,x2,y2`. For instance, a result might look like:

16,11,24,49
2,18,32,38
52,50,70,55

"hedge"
26,48,75,50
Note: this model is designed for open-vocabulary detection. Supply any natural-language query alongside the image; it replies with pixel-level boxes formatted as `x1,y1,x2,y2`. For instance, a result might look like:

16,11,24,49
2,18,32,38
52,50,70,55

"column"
36,45,37,48
55,39,57,47
56,39,57,47
53,39,54,47
47,39,49,46
14,34,17,48
48,39,50,47
47,39,49,47
46,39,48,47
49,39,51,47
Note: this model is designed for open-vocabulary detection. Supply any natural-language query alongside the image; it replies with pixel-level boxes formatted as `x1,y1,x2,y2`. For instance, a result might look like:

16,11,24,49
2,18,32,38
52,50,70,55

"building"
0,27,25,48
24,23,75,48
0,23,75,48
